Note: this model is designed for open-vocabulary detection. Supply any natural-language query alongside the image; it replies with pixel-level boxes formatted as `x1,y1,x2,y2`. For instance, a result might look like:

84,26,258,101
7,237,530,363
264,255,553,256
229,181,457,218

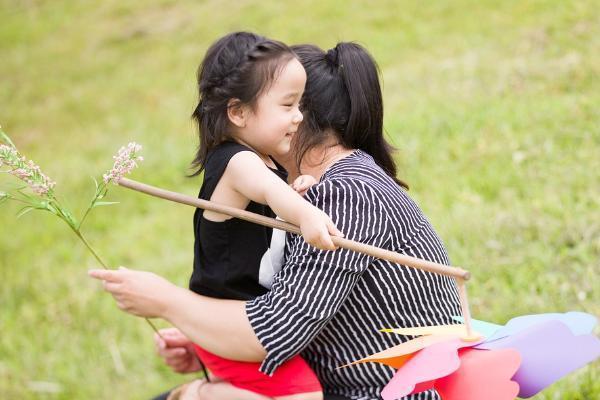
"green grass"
1,0,598,398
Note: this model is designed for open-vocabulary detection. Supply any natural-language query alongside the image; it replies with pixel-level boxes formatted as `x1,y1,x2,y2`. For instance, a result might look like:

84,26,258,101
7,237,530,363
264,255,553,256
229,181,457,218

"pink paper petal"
412,381,435,394
381,338,480,400
435,348,521,400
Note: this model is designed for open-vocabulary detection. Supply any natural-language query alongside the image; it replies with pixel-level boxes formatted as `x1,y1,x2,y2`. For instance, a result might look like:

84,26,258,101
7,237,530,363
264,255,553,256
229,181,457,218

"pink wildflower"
0,144,56,196
103,142,143,184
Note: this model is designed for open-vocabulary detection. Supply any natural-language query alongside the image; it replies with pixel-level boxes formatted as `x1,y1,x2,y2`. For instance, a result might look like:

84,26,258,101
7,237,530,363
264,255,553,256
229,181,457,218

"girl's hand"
154,328,202,374
292,174,343,250
299,207,344,251
291,174,317,196
88,267,175,318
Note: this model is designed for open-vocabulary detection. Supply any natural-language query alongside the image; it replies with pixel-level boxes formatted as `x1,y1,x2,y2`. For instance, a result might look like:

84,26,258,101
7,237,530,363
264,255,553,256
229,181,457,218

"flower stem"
75,230,108,269
74,229,163,337
144,319,163,338
78,206,92,230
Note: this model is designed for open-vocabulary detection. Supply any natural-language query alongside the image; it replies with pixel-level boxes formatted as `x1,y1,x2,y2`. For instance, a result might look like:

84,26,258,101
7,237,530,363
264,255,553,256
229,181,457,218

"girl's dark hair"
190,32,295,176
291,42,408,189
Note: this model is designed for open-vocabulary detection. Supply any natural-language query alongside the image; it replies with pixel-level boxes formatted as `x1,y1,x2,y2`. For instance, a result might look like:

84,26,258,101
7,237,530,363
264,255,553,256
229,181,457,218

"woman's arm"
88,267,266,361
162,284,267,361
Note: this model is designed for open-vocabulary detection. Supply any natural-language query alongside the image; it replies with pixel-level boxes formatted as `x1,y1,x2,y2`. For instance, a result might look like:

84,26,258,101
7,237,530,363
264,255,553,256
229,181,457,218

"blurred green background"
1,0,598,398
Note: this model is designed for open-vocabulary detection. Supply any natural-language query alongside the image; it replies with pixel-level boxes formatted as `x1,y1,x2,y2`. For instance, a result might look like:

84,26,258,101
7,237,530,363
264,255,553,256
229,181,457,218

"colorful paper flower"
349,312,600,400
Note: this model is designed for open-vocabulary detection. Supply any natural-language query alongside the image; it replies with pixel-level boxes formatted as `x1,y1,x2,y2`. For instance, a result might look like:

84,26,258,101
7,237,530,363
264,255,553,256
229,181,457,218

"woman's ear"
227,98,247,128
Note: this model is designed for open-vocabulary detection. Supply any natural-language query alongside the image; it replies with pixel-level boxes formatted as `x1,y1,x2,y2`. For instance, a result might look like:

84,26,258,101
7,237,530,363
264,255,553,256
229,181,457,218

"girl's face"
234,58,306,159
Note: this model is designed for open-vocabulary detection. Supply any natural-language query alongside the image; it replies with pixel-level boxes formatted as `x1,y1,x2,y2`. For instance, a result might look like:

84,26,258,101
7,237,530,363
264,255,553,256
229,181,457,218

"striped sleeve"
245,178,392,375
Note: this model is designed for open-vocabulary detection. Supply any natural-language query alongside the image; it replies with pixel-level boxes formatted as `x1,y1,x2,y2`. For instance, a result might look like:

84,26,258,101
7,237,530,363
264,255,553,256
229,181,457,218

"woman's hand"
88,267,176,318
154,328,202,374
291,174,318,196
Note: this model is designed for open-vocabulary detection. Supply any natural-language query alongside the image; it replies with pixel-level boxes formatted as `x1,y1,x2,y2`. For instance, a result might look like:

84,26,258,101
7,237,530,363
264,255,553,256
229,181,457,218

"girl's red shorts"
193,344,322,397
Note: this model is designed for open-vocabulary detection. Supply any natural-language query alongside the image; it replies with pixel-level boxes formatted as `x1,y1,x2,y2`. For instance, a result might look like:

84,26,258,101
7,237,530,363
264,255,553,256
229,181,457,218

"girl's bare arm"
223,151,341,250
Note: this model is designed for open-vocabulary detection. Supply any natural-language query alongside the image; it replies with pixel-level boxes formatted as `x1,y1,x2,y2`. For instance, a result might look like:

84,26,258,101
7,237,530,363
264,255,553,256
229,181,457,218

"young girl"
170,32,338,400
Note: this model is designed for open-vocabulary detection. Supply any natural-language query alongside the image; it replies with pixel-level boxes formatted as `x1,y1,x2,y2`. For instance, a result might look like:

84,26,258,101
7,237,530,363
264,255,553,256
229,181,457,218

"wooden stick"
456,278,479,341
118,177,471,281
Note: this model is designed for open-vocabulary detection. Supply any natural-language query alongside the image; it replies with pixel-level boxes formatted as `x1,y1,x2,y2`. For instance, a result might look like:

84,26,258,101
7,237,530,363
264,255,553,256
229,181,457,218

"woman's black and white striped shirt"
246,150,461,400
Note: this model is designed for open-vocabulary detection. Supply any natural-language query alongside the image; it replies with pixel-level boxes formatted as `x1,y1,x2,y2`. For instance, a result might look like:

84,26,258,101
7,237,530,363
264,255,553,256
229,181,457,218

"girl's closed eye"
281,92,301,109
282,98,298,107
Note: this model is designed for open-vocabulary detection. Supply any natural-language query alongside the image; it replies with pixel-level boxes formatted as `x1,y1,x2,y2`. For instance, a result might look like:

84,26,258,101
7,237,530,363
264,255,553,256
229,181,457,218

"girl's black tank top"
189,141,287,300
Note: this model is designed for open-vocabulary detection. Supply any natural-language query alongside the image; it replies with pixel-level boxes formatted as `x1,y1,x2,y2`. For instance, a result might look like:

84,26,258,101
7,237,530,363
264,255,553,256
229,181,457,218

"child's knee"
275,391,323,400
305,392,324,400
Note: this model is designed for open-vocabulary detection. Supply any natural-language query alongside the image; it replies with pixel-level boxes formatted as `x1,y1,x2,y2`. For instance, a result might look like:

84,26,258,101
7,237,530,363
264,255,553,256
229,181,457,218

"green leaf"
45,202,60,216
92,201,119,208
12,185,27,192
0,128,17,148
15,187,36,201
16,206,36,219
20,196,45,208
58,206,79,225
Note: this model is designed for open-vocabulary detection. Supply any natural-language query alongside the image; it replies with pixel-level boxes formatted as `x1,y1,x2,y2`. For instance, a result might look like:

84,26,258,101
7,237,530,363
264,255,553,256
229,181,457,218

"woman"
90,42,461,400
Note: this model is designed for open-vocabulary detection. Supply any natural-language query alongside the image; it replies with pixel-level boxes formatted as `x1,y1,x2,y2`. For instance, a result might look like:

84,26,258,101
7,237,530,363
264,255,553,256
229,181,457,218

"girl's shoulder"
201,141,257,195
204,141,259,175
206,140,253,164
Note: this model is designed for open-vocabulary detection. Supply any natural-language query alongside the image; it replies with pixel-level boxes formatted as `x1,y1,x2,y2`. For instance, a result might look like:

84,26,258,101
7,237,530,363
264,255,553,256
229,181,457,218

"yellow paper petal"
340,334,456,369
381,324,480,339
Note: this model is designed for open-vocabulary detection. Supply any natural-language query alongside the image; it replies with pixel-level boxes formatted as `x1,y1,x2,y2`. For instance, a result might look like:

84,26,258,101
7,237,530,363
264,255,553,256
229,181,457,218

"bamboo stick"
118,177,471,281
456,278,479,341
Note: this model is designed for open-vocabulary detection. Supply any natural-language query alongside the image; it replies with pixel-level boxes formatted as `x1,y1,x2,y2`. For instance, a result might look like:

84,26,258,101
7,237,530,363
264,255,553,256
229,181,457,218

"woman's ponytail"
335,43,382,150
293,42,408,189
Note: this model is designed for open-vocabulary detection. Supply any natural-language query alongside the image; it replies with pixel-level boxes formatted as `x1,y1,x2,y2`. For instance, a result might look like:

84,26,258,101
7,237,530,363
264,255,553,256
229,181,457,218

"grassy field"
1,0,598,398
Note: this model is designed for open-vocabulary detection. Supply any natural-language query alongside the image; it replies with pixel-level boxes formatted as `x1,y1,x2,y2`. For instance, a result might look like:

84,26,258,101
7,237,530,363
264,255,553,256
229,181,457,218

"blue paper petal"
484,311,597,343
451,316,504,338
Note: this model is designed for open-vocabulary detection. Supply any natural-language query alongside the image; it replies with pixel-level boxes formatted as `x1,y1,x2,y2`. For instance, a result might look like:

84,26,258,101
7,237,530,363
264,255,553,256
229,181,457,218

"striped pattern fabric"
246,150,461,400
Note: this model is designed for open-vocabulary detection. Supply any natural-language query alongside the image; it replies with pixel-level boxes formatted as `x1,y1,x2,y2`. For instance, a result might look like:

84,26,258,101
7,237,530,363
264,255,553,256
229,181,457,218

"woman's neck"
274,132,355,182
300,141,355,181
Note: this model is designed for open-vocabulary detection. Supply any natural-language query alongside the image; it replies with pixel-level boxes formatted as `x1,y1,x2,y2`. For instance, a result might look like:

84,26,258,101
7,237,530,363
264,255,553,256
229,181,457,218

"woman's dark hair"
190,32,295,176
291,42,408,189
